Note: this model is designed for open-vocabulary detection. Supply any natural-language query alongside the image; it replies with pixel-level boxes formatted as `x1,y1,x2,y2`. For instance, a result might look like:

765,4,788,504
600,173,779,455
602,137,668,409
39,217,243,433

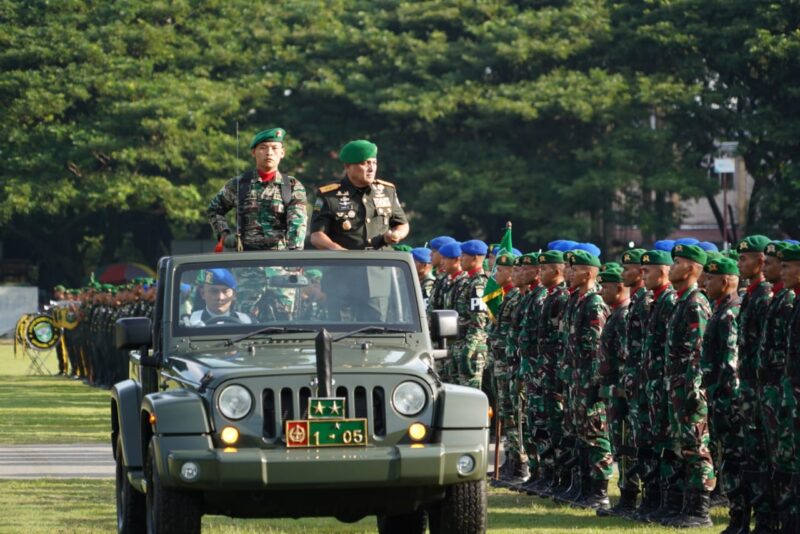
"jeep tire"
428,480,487,534
376,509,427,534
116,436,145,534
145,439,201,534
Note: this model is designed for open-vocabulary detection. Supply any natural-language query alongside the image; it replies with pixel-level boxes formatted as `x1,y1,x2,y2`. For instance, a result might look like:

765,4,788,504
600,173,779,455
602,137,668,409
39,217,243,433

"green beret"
705,257,740,276
570,249,602,268
538,250,565,264
765,241,789,257
519,253,539,266
392,244,413,252
68,288,81,295
339,139,377,164
53,285,66,292
671,243,707,265
722,249,739,261
705,251,722,262
736,235,771,254
250,127,286,148
495,252,517,267
641,250,673,266
305,269,323,279
600,262,621,273
621,248,646,265
598,268,623,283
778,244,800,261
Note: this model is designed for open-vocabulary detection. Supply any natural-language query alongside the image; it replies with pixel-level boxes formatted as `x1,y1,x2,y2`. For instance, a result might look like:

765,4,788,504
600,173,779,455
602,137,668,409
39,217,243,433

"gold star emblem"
767,245,775,253
329,402,340,415
314,401,325,415
709,263,718,272
675,245,683,252
539,255,545,263
642,255,650,263
623,254,631,263
740,241,749,250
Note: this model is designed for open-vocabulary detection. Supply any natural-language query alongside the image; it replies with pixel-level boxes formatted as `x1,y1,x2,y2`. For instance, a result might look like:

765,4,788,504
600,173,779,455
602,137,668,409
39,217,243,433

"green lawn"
0,479,728,534
0,342,729,532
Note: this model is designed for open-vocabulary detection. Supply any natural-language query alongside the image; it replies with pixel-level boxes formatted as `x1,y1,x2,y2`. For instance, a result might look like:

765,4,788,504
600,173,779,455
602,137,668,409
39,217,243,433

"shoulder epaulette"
375,179,395,188
318,183,341,194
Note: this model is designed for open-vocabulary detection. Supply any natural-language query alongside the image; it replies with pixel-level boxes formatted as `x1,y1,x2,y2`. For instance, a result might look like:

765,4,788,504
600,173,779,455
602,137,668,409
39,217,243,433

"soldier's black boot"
525,465,553,495
504,455,531,489
719,499,748,534
597,488,638,517
570,467,593,509
633,483,660,522
648,485,683,523
574,478,611,510
491,456,517,487
662,489,714,528
750,507,775,534
553,468,580,505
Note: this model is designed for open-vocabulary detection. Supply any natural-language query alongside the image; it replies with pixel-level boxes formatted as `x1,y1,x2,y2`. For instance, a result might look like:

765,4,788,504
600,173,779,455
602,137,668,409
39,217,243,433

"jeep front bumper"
153,430,487,490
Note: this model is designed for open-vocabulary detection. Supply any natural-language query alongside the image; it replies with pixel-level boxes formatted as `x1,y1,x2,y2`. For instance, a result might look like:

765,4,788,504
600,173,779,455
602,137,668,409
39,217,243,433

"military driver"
309,140,409,250
185,269,252,326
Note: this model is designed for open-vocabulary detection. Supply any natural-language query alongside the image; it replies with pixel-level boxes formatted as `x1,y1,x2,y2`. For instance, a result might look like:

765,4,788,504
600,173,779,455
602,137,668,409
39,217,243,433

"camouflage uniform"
452,269,490,389
440,270,467,382
488,287,524,460
665,284,714,493
700,292,741,511
736,278,772,519
207,170,307,250
420,271,436,309
777,286,800,521
597,297,631,489
426,271,448,314
570,289,612,481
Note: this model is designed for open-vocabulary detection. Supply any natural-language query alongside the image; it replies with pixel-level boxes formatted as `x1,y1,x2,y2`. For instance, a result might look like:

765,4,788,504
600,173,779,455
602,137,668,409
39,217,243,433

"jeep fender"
141,389,211,436
111,379,144,468
436,383,489,429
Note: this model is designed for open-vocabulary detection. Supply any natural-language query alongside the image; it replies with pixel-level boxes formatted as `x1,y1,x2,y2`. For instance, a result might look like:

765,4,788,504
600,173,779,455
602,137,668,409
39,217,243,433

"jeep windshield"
172,257,421,337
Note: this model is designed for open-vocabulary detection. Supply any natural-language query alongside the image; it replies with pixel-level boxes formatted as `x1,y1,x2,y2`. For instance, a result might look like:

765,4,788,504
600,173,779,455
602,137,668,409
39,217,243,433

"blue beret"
654,240,675,252
576,242,601,257
429,236,455,251
180,283,192,294
439,242,462,259
512,247,522,256
461,240,488,256
698,241,719,252
784,239,800,246
674,237,700,246
548,240,579,252
411,247,432,264
203,268,237,290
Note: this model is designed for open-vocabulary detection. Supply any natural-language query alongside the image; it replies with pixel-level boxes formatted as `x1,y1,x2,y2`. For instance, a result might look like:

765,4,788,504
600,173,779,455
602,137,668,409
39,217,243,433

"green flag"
482,223,512,321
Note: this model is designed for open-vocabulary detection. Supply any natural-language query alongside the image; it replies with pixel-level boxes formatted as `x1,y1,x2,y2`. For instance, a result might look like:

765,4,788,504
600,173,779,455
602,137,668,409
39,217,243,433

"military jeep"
111,251,489,534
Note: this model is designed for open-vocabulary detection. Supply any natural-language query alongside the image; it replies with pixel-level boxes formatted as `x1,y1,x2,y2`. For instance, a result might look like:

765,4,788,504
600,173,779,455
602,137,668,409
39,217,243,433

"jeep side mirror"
430,310,458,340
116,317,152,351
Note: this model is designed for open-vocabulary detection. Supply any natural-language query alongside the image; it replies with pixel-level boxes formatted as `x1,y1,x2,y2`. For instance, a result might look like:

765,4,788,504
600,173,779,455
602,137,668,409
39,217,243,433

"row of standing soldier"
421,235,800,533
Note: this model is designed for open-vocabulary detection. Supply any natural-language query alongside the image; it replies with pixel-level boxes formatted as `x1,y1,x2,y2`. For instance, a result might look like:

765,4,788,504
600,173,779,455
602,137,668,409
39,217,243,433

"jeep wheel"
376,509,427,534
145,439,201,534
116,436,145,534
428,480,487,534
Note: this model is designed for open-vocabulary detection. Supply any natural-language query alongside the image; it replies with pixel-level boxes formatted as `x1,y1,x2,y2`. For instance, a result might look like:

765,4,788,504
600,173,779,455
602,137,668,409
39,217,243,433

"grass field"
0,342,728,532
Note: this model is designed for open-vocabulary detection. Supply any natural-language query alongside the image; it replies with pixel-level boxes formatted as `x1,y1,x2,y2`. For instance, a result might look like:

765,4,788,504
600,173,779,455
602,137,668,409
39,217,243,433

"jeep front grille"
262,384,386,442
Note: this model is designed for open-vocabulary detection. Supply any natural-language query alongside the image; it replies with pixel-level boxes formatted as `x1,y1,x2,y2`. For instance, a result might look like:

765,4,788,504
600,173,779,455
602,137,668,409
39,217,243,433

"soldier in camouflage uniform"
411,247,436,308
207,128,307,251
607,249,651,517
594,263,634,516
565,250,611,510
700,256,744,533
530,250,570,498
775,244,800,532
425,236,457,316
452,240,490,389
757,241,796,533
637,250,678,523
661,244,714,528
731,235,774,531
438,241,466,383
487,251,528,486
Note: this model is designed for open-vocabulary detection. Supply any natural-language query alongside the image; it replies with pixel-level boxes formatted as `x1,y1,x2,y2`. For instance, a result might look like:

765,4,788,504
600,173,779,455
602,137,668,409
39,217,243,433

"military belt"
757,367,783,383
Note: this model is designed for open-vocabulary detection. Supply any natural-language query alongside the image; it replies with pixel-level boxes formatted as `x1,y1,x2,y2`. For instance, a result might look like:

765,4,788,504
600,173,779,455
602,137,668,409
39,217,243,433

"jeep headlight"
392,381,426,416
217,385,253,420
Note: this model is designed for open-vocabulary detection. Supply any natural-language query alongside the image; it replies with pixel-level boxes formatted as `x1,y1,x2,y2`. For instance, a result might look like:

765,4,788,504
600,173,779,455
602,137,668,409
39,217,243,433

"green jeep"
111,251,489,534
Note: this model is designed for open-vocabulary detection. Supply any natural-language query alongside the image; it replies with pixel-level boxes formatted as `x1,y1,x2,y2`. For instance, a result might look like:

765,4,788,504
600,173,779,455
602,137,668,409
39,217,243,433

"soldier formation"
420,235,800,533
49,279,156,388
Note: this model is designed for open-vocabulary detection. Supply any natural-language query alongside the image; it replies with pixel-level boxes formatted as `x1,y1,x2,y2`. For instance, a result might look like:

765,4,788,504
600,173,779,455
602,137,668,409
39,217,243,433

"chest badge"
342,220,352,231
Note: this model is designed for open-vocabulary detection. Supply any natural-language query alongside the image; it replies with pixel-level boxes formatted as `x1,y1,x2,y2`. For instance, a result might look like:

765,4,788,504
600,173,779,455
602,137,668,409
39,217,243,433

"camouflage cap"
570,249,601,268
641,250,673,266
250,127,286,148
621,248,646,265
671,243,707,265
704,256,739,275
737,235,771,254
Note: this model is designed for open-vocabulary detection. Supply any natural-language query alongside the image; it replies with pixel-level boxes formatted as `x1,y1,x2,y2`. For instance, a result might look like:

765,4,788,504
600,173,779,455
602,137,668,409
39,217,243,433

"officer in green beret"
310,140,409,251
207,127,308,251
